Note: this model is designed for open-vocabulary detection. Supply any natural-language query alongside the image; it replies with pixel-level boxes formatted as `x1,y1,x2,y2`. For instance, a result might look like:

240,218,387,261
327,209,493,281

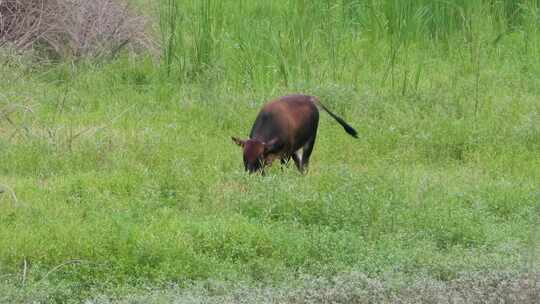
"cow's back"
250,95,319,153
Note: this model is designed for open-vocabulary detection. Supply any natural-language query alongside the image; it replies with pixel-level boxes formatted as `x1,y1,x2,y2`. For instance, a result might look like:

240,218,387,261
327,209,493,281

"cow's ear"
263,138,280,153
231,136,245,147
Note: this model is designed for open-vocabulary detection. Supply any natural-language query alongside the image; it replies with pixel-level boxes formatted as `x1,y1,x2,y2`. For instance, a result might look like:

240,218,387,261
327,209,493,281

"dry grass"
82,271,540,303
0,0,153,60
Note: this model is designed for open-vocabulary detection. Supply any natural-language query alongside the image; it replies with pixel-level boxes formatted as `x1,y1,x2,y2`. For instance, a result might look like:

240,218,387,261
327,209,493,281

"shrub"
0,0,153,60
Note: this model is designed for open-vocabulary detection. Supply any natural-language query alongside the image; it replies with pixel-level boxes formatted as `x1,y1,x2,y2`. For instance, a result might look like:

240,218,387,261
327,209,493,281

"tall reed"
158,0,539,94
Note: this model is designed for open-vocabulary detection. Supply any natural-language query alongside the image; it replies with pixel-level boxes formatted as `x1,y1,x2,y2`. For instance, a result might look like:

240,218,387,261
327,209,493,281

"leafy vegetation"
0,0,539,302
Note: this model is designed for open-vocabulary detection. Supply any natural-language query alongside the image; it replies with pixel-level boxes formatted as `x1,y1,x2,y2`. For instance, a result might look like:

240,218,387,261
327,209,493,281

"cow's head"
231,137,279,174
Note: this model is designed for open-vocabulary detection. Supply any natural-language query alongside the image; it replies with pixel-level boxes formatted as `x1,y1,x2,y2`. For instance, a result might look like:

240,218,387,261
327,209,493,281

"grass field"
1,0,539,303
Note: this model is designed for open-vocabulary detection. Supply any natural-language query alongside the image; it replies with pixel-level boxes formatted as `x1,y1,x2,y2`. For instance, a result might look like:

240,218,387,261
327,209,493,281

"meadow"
0,0,539,302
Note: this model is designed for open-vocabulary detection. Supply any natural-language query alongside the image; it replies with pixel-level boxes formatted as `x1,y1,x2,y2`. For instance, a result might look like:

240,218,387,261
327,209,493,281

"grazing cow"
232,94,357,174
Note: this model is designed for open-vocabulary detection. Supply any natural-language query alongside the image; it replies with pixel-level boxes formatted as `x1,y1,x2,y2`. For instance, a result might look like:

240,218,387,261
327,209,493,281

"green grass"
1,0,540,302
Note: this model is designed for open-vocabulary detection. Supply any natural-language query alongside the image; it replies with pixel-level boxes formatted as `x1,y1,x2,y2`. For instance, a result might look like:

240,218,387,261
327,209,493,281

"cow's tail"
312,96,358,138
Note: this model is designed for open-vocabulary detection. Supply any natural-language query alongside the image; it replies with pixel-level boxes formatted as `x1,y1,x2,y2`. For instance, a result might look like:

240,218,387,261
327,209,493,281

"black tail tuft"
334,115,358,138
315,98,358,138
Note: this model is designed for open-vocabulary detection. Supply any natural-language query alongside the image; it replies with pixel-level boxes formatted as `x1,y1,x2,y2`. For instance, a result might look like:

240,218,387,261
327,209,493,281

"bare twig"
64,104,135,150
37,259,88,284
0,102,36,141
20,258,28,287
0,183,19,206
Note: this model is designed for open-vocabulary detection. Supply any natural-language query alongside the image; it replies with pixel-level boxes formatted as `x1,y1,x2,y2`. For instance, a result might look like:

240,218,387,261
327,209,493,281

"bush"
0,0,152,60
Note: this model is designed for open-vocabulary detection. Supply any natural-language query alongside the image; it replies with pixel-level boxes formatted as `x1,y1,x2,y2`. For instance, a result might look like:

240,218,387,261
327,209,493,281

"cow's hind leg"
300,135,317,173
292,150,303,172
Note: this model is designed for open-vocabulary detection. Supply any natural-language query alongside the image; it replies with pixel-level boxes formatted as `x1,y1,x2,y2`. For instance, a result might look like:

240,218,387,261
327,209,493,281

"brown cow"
232,94,357,174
